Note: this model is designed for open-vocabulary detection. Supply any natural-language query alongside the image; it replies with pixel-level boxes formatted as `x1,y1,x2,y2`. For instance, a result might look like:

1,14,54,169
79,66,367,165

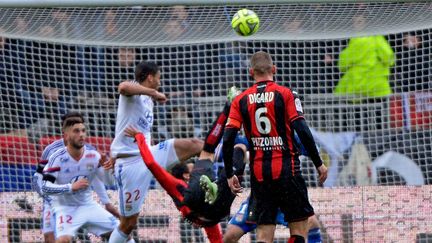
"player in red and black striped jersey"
223,51,328,243
124,99,246,243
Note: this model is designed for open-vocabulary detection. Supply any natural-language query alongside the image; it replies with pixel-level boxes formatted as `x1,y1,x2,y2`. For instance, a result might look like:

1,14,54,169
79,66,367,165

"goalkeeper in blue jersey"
223,133,323,243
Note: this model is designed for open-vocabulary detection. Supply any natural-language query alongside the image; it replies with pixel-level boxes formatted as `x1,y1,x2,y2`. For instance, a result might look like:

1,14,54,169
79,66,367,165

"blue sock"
308,227,322,243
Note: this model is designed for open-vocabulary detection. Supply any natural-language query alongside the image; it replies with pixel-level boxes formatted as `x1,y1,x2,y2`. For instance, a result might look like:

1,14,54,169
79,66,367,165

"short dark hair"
62,117,84,130
250,51,273,76
171,162,189,180
135,61,159,83
61,112,84,126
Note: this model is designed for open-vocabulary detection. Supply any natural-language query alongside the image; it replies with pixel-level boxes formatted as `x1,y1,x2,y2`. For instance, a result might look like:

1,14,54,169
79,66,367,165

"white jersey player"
108,61,203,243
42,117,120,242
33,139,117,242
32,112,118,243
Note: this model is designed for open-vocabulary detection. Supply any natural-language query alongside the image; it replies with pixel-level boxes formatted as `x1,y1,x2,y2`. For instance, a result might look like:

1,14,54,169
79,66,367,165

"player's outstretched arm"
92,176,111,203
94,173,120,218
291,118,328,184
42,176,88,195
91,175,120,218
118,81,167,103
222,127,243,195
96,161,117,187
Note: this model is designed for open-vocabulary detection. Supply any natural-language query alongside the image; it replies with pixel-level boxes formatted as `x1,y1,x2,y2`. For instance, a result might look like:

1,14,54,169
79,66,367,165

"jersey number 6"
255,107,271,134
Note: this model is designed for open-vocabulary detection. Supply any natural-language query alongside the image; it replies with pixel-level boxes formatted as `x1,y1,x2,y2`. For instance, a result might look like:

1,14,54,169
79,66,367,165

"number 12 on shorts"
58,215,72,224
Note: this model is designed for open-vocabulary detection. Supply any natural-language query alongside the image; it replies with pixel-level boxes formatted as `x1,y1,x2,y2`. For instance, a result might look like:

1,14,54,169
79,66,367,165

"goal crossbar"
0,0,430,8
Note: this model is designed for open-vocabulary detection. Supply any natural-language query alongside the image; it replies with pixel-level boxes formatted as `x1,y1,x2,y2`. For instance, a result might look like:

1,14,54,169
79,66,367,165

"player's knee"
223,225,244,243
44,233,55,243
119,216,138,234
307,215,320,229
223,233,240,243
289,219,309,238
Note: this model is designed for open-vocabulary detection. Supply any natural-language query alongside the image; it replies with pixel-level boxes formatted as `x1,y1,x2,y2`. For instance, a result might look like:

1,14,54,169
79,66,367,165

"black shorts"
251,175,314,224
183,159,235,223
183,159,214,210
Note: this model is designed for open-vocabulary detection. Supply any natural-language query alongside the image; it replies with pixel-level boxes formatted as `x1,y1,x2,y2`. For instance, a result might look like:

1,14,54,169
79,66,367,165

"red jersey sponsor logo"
85,153,96,158
251,136,284,151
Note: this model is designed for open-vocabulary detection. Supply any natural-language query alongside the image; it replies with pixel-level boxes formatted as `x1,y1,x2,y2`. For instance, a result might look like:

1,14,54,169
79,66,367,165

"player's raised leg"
173,138,203,162
125,127,188,202
195,89,239,204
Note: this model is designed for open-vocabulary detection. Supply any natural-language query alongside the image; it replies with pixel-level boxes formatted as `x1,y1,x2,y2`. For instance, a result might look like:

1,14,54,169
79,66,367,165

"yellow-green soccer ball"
231,9,260,36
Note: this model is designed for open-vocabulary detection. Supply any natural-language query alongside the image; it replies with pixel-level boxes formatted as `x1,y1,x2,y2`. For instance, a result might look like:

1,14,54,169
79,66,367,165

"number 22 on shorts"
125,189,141,203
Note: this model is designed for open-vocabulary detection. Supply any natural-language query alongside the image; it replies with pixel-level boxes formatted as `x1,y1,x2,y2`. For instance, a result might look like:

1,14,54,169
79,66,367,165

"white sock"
109,227,128,243
126,239,136,243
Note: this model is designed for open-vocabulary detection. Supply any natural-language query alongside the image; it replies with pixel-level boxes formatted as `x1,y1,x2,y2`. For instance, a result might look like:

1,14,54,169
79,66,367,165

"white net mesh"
1,2,432,242
1,3,432,45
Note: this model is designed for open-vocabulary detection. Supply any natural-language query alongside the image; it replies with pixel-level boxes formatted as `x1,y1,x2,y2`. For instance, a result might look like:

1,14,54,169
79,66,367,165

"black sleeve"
36,164,45,174
291,118,323,168
222,127,239,178
42,173,56,183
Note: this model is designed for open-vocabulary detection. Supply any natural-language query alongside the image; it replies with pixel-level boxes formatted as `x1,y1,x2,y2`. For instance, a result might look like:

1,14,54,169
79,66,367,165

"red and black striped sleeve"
286,90,304,123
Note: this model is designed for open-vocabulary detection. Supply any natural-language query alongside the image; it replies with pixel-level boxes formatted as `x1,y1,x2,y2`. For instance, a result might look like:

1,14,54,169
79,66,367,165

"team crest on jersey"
295,98,303,113
64,168,71,174
86,164,94,171
144,111,153,123
60,157,69,163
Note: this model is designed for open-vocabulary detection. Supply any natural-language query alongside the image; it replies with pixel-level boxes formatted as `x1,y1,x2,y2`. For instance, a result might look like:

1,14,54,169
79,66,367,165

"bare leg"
289,219,309,242
55,235,73,243
44,232,55,243
174,138,203,161
256,224,276,243
223,224,247,243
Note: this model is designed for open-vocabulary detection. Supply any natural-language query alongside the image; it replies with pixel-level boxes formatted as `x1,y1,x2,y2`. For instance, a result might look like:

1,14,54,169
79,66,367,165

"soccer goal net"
0,1,431,242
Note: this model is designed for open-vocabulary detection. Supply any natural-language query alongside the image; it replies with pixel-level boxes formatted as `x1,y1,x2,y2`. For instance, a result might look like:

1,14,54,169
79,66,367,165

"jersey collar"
255,80,274,84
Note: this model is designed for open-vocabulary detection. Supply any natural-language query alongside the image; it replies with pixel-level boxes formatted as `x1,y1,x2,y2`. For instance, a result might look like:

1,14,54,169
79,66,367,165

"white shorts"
52,203,119,238
115,139,178,217
42,202,55,234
